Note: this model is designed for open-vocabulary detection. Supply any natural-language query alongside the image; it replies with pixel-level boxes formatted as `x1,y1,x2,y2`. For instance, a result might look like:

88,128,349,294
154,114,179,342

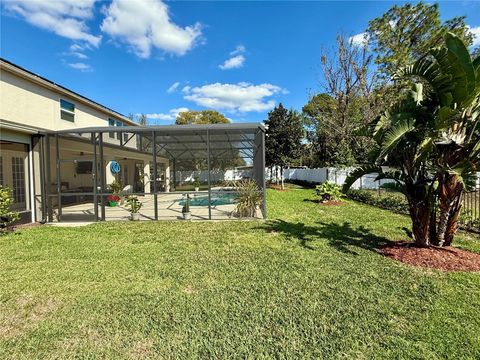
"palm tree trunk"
409,204,431,246
435,175,462,247
443,194,463,246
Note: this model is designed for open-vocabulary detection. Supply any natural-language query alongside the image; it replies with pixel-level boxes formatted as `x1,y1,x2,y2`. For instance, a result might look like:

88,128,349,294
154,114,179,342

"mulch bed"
11,222,43,231
380,241,480,272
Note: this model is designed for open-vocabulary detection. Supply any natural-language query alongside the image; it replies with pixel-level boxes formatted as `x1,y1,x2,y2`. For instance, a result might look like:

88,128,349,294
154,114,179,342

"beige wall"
0,68,138,148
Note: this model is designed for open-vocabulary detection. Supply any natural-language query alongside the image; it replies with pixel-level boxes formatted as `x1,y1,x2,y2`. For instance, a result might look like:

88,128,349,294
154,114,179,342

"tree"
302,34,386,166
265,104,304,189
367,2,473,79
175,110,229,125
174,110,244,171
137,114,148,126
343,33,480,247
127,113,148,125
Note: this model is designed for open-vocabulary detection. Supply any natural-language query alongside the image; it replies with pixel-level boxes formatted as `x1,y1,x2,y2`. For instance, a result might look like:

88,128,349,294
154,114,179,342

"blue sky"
1,1,479,124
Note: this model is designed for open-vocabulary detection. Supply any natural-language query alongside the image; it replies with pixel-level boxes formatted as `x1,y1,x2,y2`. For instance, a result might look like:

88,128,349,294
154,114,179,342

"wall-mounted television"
76,161,93,174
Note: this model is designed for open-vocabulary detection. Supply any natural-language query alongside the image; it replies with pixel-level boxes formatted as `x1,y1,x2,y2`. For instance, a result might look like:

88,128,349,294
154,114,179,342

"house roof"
0,57,138,126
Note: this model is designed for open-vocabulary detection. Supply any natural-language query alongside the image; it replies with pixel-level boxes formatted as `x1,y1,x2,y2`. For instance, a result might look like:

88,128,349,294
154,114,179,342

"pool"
177,193,236,206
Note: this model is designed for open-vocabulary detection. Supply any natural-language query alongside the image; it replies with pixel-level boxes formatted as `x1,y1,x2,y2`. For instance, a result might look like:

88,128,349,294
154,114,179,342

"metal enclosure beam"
99,133,105,221
55,134,61,222
153,130,158,220
207,129,211,220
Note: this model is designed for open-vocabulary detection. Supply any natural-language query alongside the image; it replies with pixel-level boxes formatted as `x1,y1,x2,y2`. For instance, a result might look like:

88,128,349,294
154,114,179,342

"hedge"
346,189,409,215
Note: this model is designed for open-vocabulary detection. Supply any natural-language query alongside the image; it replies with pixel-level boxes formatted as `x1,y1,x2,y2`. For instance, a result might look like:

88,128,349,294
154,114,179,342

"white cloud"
219,45,246,70
230,45,245,56
68,62,92,72
146,107,189,121
101,0,201,58
71,52,88,59
183,82,285,113
4,0,101,47
167,81,180,93
468,25,480,47
219,55,245,70
349,32,370,47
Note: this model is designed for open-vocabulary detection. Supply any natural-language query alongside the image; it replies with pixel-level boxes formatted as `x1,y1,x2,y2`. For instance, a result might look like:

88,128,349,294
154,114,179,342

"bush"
284,179,317,188
315,182,342,202
346,189,408,214
0,185,19,234
234,180,263,218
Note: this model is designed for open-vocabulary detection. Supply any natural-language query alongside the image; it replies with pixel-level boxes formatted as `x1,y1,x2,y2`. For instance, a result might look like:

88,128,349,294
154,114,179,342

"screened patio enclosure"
40,123,266,222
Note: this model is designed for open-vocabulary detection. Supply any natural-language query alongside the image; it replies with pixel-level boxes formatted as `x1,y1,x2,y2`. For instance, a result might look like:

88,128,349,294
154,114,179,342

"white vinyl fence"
282,167,396,190
174,169,252,184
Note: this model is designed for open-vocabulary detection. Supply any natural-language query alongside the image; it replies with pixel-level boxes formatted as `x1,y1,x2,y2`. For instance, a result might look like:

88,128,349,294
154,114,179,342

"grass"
1,188,479,359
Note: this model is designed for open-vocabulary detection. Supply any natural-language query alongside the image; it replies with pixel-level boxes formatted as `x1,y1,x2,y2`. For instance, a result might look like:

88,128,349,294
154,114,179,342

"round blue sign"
110,161,121,174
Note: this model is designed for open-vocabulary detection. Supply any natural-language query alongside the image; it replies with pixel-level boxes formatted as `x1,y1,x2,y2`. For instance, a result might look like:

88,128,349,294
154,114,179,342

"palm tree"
343,33,479,247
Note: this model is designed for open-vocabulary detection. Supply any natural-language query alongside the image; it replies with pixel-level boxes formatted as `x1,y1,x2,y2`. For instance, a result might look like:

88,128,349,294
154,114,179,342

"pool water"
177,193,236,206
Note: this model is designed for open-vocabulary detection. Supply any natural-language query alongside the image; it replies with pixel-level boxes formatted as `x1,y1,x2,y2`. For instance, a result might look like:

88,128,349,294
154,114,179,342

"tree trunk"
281,166,284,190
434,174,463,247
409,202,432,246
406,186,433,246
443,193,463,246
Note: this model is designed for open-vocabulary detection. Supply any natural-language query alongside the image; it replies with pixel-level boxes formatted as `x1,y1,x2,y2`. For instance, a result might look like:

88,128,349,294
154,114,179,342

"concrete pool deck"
50,192,262,226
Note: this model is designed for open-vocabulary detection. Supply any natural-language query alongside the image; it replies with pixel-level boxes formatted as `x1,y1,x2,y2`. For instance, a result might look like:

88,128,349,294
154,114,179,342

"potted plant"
110,180,122,204
126,195,142,220
106,194,120,207
182,194,191,220
193,176,200,192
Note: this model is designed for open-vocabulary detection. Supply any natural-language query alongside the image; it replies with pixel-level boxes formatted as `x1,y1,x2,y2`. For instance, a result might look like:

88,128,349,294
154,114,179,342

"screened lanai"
39,123,266,223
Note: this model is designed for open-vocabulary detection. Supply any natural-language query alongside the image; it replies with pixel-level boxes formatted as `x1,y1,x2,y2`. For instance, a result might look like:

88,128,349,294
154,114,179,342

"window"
60,99,75,122
108,119,115,138
12,157,26,204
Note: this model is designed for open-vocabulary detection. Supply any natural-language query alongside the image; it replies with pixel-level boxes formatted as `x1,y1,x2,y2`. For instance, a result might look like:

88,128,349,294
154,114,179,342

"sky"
1,0,479,124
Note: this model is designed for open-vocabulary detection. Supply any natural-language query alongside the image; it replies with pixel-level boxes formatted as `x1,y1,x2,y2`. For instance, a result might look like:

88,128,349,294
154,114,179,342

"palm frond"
342,165,383,193
449,161,478,191
444,32,476,94
380,118,415,158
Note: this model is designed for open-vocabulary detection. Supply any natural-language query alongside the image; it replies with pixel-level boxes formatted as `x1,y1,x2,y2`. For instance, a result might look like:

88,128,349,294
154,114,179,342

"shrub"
346,189,408,214
284,179,317,188
234,180,263,218
110,180,122,195
315,182,342,202
0,185,19,234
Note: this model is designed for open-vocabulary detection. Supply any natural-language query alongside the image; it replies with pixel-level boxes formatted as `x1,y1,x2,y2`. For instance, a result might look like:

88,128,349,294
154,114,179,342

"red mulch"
318,200,345,206
380,241,480,272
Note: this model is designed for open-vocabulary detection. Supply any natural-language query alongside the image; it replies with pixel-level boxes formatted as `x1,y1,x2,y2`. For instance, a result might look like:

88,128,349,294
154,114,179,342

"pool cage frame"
39,123,266,222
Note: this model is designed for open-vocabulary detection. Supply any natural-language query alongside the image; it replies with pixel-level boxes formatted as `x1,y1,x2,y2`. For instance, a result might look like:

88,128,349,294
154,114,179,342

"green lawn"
1,188,479,359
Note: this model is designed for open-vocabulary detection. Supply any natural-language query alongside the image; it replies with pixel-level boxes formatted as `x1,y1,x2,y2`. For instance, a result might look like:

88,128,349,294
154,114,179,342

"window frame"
60,99,75,122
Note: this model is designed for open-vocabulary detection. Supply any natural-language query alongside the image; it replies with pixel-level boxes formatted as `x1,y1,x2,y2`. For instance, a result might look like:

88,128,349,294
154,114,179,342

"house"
0,58,169,223
0,58,266,223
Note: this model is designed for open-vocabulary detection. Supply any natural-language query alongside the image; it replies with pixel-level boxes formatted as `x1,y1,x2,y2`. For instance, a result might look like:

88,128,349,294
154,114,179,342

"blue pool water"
177,193,236,206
